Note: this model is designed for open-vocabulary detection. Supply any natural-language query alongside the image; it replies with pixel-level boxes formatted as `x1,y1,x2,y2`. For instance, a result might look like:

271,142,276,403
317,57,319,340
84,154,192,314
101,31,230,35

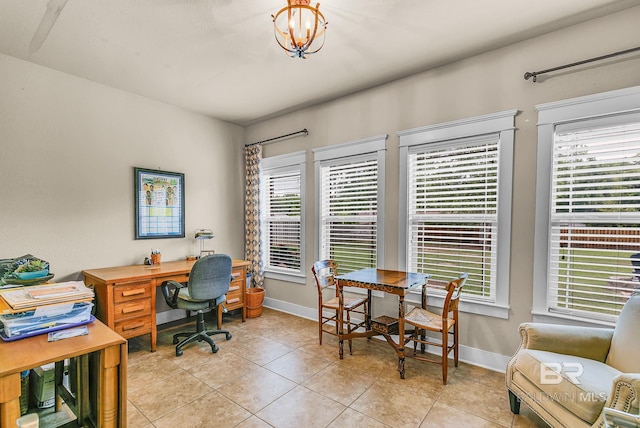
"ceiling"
0,0,637,126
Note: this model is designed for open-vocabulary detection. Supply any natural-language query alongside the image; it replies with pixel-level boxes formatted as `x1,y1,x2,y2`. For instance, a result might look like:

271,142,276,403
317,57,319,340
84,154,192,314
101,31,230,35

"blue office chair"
160,254,233,356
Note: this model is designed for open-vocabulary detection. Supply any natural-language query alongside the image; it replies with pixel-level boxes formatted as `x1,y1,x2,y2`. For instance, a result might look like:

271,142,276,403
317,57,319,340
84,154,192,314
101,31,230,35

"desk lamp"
195,229,215,258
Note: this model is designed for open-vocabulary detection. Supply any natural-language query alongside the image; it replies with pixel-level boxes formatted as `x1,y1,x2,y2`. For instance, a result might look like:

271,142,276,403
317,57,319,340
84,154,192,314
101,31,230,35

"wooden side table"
0,319,127,427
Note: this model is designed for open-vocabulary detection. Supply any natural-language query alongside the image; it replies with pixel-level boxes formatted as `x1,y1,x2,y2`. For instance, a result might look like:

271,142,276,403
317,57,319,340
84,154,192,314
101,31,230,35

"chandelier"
272,0,327,59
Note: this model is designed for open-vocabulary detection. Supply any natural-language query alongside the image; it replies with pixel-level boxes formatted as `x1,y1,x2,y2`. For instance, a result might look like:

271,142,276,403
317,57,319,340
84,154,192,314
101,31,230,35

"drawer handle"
122,305,145,314
122,289,145,297
229,286,239,292
227,298,240,304
122,322,145,331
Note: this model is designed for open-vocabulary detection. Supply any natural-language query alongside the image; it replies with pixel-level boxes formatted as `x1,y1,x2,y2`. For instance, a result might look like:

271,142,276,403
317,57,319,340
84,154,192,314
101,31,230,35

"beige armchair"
506,295,640,427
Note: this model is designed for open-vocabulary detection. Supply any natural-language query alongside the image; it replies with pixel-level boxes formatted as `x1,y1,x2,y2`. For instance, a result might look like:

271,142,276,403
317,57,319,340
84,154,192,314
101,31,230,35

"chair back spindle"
442,273,468,319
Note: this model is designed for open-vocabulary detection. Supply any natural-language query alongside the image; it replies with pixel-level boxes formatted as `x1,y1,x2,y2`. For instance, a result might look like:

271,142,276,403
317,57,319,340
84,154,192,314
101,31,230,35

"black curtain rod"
524,46,640,82
245,129,309,147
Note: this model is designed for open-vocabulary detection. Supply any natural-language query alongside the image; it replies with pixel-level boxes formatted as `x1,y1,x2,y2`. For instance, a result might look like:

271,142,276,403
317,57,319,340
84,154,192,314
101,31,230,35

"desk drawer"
114,299,152,321
226,283,243,305
114,316,152,338
113,281,152,304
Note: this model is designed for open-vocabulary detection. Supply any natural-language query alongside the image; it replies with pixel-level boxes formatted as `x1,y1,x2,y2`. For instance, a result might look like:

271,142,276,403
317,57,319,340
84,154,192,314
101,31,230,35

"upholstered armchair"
506,295,640,427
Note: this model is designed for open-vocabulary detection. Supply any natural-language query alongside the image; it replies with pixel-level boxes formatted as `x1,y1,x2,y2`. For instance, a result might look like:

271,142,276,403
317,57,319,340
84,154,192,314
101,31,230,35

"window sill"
264,270,306,284
531,310,616,328
405,290,510,319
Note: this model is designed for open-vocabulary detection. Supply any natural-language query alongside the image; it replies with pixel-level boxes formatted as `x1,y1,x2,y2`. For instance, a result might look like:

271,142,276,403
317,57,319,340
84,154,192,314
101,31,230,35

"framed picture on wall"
134,167,185,239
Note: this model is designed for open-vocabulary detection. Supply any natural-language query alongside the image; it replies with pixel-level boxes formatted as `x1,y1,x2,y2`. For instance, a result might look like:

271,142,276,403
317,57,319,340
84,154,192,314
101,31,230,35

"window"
313,135,387,273
399,110,517,318
534,86,640,324
260,151,306,283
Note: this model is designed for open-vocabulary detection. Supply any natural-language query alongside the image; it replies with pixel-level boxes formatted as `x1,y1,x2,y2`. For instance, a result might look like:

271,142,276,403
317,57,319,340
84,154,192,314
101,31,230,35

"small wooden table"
0,319,127,427
336,268,428,379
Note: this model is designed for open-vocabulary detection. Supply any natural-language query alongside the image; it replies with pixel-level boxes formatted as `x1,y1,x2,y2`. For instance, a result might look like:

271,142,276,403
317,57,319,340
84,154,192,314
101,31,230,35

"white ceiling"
0,0,637,126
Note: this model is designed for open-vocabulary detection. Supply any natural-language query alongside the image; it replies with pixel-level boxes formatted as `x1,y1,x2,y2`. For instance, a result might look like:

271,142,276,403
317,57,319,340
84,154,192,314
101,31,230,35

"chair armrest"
597,374,640,427
518,323,614,362
160,280,187,308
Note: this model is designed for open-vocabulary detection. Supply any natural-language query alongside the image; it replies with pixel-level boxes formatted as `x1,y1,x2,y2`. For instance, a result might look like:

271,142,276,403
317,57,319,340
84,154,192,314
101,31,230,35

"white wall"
0,54,246,283
245,6,640,364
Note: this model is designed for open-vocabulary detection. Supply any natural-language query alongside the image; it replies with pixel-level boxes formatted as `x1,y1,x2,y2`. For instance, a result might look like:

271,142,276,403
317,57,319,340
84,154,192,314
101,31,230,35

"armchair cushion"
606,295,640,373
514,349,621,423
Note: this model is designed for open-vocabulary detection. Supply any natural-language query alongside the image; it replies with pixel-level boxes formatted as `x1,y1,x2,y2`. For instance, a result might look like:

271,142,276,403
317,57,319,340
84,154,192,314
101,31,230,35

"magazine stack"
0,281,94,341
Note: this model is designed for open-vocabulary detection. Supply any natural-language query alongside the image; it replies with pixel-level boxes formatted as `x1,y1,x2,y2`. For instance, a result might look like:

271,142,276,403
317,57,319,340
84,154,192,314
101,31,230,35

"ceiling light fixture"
272,0,327,59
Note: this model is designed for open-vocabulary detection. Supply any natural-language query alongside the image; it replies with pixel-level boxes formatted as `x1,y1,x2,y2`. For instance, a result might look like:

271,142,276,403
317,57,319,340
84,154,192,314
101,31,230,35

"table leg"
398,294,406,379
96,344,124,428
0,373,21,427
338,283,344,359
367,289,372,331
150,323,157,352
77,355,90,424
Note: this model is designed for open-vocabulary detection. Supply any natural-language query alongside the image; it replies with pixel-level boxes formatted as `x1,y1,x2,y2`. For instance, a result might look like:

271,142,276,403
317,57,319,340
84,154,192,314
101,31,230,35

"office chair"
160,254,233,356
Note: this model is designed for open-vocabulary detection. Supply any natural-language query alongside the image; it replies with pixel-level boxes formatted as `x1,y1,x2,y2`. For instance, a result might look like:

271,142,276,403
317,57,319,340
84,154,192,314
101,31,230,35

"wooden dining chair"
311,260,369,355
403,273,468,384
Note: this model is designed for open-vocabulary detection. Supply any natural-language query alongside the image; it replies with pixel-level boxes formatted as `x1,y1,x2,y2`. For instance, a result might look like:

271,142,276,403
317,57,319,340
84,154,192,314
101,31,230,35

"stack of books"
0,281,95,340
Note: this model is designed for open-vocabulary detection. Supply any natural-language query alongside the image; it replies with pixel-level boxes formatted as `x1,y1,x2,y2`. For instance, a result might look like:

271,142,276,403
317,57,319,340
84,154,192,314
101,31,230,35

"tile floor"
28,307,550,427
118,308,549,428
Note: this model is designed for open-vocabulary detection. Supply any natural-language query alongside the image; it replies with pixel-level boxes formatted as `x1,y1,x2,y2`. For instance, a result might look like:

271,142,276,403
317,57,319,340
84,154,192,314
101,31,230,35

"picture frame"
134,167,185,239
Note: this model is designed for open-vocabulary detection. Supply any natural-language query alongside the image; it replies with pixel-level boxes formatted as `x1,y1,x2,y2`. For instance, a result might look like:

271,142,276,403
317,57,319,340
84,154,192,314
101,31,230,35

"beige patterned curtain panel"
244,144,263,287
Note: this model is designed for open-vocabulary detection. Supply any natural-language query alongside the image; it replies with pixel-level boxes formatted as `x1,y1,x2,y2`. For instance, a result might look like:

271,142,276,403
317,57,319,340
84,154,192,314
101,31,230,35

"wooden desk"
0,319,127,427
82,259,250,352
336,268,428,379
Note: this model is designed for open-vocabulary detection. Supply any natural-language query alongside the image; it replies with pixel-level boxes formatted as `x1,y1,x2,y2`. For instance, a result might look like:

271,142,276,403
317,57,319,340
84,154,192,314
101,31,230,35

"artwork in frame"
134,167,185,239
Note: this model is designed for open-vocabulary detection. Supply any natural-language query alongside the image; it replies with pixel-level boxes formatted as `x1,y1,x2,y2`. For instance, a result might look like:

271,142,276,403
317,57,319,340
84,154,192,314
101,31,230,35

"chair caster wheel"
172,337,179,344
176,349,183,357
211,345,219,353
225,333,232,340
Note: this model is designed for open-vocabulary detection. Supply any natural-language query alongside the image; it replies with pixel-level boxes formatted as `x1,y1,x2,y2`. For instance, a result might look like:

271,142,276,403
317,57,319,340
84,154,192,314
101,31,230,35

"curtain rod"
524,46,640,82
244,129,308,147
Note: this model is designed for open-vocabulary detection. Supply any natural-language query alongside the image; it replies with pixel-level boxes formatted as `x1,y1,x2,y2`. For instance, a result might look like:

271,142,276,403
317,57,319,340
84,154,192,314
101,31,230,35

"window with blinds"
319,157,378,273
262,167,302,274
408,135,499,301
547,118,640,320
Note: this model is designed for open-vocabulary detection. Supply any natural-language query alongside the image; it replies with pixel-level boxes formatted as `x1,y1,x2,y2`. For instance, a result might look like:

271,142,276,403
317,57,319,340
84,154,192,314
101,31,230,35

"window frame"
312,135,387,272
260,150,306,284
398,110,517,319
533,85,640,325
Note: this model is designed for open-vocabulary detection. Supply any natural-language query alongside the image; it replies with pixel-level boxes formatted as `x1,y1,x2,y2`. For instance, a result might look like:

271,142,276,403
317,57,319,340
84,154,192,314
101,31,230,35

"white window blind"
262,167,302,273
408,135,499,301
320,157,378,273
547,118,640,320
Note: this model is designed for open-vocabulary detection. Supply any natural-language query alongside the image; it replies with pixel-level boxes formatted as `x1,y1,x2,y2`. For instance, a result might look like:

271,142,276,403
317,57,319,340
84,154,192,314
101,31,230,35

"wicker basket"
246,287,265,318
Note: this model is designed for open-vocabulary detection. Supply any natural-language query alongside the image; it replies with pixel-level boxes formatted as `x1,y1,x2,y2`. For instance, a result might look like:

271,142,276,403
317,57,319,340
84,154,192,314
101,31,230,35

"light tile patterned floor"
120,308,549,428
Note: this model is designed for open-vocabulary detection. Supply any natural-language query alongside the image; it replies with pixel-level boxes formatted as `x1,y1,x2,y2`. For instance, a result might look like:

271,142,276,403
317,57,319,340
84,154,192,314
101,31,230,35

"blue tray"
0,315,95,342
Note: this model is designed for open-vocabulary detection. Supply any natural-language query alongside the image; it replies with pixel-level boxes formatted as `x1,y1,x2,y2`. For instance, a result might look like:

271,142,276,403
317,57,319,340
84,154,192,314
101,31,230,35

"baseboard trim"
264,296,510,373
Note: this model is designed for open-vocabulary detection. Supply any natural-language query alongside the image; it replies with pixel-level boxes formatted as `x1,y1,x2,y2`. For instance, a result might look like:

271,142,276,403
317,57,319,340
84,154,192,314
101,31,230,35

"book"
0,281,94,310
